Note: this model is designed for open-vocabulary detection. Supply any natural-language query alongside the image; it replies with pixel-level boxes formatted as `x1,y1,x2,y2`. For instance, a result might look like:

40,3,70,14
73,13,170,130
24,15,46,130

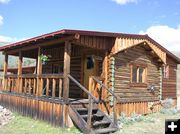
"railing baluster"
24,78,27,94
29,79,32,94
40,78,44,96
52,78,56,98
46,78,49,97
33,78,36,95
59,79,62,98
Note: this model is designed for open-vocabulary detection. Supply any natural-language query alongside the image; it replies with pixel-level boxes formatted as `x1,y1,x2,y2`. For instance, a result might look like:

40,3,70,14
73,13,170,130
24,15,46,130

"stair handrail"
68,74,98,103
91,76,118,127
68,74,99,133
91,76,118,99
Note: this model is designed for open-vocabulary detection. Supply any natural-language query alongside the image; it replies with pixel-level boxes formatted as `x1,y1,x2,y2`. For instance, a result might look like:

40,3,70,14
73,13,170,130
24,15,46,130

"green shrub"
160,108,179,115
118,112,155,127
160,98,174,109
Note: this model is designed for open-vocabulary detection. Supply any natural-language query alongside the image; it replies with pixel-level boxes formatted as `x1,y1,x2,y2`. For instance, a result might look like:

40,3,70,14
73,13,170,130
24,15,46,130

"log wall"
0,92,64,126
111,46,161,102
162,56,177,99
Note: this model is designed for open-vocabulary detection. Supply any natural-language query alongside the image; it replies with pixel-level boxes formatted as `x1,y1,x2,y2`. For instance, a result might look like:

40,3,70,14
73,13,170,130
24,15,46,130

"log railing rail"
68,74,98,133
91,76,118,126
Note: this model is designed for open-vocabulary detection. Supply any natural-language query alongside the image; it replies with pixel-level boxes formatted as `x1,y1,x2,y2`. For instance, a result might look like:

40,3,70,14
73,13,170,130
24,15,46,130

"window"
163,65,169,79
131,65,146,83
87,56,94,69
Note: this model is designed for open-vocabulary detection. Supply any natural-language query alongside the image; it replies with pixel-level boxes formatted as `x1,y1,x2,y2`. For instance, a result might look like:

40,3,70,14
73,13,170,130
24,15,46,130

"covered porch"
0,32,118,131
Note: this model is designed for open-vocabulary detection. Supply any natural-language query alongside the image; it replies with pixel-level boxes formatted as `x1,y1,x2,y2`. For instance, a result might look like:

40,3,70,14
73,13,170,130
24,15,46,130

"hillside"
0,42,35,69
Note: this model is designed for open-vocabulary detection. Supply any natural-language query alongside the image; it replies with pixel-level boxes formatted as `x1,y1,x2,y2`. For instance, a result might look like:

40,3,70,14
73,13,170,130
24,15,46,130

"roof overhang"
0,29,179,63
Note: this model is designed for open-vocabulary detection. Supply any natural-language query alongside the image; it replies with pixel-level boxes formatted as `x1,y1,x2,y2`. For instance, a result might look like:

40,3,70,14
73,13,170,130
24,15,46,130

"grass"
0,113,81,134
1,111,180,134
116,112,180,134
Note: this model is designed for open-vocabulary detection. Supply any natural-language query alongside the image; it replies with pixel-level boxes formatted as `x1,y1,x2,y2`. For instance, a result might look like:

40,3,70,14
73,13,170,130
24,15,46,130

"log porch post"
18,51,23,93
3,53,8,91
63,41,71,101
37,47,42,96
63,41,71,127
103,52,108,99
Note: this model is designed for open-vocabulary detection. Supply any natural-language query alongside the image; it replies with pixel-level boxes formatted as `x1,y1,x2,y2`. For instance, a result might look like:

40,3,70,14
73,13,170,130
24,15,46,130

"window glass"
132,66,138,82
87,56,94,69
139,67,144,83
131,65,146,83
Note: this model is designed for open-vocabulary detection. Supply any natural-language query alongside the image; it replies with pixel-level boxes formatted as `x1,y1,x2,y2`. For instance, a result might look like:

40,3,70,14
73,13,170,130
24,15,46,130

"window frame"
130,63,147,84
163,64,169,79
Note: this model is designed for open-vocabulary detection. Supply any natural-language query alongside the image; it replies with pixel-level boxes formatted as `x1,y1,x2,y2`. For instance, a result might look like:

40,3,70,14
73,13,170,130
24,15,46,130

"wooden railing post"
3,53,8,91
18,51,23,93
113,97,118,126
37,47,42,96
63,41,71,127
63,41,71,101
87,95,93,134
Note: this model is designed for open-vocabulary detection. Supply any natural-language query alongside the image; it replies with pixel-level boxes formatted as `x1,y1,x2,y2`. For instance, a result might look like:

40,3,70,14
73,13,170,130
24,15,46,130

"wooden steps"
95,128,118,134
69,101,118,134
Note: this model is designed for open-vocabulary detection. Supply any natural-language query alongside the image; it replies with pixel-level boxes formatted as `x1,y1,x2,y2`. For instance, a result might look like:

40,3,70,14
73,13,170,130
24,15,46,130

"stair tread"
93,120,111,126
95,127,118,134
81,113,104,118
76,108,98,111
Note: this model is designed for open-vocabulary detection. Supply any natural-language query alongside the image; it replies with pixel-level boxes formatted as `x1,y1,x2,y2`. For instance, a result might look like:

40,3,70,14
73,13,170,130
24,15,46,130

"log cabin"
0,29,179,134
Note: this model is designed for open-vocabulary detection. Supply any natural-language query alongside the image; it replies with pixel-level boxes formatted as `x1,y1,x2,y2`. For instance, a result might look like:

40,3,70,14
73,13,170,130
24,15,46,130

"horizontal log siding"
113,46,161,102
0,92,64,126
162,56,177,99
69,45,82,98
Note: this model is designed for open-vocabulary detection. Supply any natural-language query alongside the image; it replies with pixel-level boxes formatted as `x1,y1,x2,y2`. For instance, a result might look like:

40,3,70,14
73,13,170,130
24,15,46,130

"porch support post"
37,47,42,96
63,41,71,101
3,53,8,91
18,51,23,93
63,41,71,127
103,52,109,99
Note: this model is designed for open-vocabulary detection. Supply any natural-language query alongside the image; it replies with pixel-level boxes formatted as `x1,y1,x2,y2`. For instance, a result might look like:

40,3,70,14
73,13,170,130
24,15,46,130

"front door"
83,55,100,98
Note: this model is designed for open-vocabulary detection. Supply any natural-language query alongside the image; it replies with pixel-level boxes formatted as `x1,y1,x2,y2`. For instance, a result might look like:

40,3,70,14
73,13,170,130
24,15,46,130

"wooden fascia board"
3,34,80,55
111,40,166,64
111,41,146,55
144,39,166,64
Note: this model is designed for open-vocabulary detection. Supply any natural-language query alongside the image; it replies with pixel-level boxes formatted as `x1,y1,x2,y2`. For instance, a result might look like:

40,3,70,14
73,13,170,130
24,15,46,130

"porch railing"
90,76,118,126
3,74,63,98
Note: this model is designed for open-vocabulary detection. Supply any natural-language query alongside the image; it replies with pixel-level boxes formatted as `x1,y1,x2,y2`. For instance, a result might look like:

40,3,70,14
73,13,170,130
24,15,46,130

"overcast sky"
0,0,180,52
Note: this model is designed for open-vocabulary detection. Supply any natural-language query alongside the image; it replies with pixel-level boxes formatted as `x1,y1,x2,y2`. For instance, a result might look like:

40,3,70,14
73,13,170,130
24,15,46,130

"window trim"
130,63,147,84
163,64,169,79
